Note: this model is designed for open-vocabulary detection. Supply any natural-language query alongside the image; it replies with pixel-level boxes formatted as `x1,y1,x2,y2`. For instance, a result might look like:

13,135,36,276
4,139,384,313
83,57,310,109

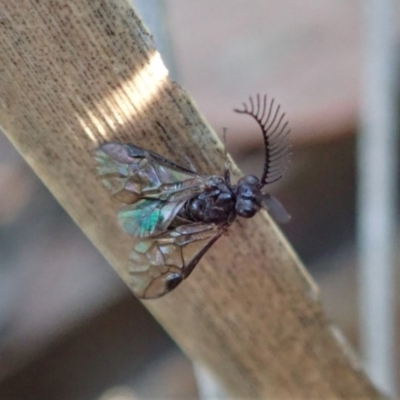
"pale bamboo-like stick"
0,1,383,398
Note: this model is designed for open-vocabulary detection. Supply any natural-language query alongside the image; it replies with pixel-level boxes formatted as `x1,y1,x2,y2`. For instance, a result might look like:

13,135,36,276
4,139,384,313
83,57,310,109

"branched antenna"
234,94,291,186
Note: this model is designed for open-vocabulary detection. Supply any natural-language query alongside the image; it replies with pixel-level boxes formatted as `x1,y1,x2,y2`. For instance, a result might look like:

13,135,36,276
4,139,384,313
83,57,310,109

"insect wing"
261,193,291,224
94,142,206,204
128,223,223,299
117,198,186,238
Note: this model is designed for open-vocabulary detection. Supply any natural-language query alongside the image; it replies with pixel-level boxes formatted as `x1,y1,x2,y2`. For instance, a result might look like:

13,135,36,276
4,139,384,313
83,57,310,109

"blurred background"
0,0,399,399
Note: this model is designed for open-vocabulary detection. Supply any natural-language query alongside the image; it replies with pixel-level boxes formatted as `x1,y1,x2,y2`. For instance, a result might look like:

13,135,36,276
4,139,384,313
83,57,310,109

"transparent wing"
118,198,187,238
261,193,291,224
94,142,206,204
127,223,223,299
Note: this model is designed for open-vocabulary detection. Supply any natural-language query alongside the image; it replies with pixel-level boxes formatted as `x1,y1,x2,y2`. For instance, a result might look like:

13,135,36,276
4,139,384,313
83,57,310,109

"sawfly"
94,95,290,299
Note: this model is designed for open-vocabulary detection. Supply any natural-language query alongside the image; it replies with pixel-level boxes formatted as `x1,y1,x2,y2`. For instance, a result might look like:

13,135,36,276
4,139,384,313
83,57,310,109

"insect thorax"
182,176,237,224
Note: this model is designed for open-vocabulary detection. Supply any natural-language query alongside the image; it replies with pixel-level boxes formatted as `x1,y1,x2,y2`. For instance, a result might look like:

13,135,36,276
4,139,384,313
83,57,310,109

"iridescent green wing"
117,198,187,238
127,222,224,299
94,142,206,204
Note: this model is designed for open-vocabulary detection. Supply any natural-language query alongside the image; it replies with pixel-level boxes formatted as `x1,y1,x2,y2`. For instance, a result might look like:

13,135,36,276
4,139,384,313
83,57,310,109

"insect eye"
236,198,260,218
237,181,261,203
238,175,259,186
244,175,259,185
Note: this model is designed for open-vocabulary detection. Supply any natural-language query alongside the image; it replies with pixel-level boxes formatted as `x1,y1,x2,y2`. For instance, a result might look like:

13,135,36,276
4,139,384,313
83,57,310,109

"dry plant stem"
0,1,383,398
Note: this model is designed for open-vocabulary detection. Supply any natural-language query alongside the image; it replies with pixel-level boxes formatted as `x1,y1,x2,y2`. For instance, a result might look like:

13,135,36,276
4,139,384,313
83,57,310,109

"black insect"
94,94,290,299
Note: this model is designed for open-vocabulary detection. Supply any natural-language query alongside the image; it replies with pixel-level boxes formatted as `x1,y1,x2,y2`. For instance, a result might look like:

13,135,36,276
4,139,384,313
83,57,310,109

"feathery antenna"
234,94,290,186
